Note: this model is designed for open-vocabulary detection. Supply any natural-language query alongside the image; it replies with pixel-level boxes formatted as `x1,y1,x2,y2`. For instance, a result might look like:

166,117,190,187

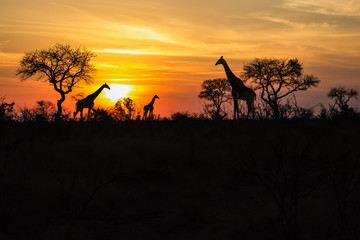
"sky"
1,0,360,116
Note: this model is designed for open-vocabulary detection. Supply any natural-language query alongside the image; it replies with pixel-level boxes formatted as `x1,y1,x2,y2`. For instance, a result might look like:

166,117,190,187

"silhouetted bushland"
17,100,71,122
88,108,114,122
0,96,15,121
322,87,360,119
110,97,139,121
279,95,316,119
170,111,203,121
0,120,360,239
243,58,320,119
236,95,315,120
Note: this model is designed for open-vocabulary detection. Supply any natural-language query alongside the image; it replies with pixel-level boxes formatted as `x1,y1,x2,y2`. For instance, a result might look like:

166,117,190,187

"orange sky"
1,0,360,116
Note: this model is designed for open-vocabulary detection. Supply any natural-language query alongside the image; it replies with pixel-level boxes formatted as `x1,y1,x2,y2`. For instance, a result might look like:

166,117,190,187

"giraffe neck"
222,60,242,87
149,96,157,105
88,85,105,100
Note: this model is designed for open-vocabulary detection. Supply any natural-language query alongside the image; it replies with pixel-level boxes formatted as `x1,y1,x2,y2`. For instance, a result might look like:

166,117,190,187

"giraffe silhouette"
143,95,159,120
73,83,110,120
216,56,256,119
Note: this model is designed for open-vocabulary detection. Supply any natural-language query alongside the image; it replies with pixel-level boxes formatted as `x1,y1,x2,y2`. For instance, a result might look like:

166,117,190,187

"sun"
104,84,134,102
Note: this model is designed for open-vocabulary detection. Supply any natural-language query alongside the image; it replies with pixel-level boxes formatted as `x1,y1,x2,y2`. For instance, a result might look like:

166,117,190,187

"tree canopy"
17,43,96,121
327,87,358,117
243,58,320,119
198,78,231,120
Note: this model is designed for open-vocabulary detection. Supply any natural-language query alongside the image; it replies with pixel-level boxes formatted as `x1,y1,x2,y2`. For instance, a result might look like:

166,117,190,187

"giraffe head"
103,83,111,90
215,56,225,66
154,94,160,99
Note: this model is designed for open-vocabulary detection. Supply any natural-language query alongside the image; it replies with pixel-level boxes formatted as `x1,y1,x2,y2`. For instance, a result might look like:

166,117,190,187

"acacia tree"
17,43,96,121
327,87,358,116
198,78,231,120
243,58,320,119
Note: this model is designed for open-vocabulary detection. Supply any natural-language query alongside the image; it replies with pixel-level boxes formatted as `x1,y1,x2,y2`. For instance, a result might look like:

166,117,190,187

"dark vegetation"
1,87,360,240
16,44,96,121
1,44,359,239
243,58,319,119
1,119,360,240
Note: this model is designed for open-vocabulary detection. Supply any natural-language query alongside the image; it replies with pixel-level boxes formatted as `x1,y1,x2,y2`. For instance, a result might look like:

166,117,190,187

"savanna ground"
0,119,360,240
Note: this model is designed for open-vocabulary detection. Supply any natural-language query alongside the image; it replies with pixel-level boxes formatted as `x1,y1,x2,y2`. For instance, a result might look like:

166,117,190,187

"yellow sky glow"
1,0,360,116
103,84,135,102
94,49,158,55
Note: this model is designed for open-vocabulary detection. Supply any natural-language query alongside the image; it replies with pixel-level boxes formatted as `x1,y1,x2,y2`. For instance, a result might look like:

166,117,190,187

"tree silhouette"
17,43,96,121
34,100,56,121
0,96,15,121
111,97,137,121
17,100,57,122
327,87,358,117
89,108,113,122
243,58,319,119
198,78,231,120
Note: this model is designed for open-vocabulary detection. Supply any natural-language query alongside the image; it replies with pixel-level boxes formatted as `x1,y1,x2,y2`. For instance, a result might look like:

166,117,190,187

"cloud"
253,15,336,30
0,52,22,67
94,49,158,55
283,0,360,17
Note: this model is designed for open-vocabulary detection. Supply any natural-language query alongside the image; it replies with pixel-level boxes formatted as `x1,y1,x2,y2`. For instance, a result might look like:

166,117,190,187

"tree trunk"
55,94,66,121
273,102,280,119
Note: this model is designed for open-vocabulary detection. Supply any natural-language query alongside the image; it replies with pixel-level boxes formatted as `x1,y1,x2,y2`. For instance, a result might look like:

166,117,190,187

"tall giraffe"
143,95,160,120
216,56,256,119
73,83,110,120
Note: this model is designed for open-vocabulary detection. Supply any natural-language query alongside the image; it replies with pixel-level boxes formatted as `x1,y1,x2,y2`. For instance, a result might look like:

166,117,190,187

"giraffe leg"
248,94,256,119
87,107,92,120
250,101,255,119
80,110,83,121
233,98,239,120
246,100,252,119
143,109,148,120
74,104,80,119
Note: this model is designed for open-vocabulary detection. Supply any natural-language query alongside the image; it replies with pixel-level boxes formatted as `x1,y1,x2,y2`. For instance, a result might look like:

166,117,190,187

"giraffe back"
76,98,94,109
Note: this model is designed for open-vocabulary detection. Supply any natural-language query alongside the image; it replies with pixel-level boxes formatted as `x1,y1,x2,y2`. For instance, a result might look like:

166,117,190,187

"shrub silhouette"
0,96,15,121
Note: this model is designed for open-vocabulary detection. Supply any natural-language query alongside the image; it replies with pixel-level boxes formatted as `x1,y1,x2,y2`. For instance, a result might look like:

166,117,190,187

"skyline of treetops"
1,43,358,121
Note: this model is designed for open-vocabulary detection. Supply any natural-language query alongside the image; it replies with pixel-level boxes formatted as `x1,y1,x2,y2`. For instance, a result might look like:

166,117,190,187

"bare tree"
243,58,320,119
198,78,232,120
17,43,96,121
